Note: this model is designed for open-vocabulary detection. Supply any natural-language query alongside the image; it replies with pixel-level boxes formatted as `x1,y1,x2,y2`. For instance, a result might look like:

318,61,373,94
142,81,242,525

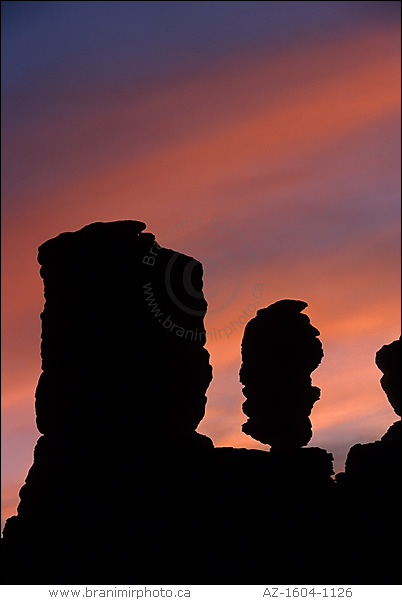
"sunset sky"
1,1,401,531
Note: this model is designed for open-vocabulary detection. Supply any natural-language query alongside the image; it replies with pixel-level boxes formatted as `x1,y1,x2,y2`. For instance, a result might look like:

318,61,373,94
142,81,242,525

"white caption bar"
1,585,402,600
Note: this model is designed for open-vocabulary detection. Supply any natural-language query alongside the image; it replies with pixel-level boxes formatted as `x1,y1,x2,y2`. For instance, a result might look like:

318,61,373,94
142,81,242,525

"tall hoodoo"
35,220,213,445
2,220,213,582
240,299,323,448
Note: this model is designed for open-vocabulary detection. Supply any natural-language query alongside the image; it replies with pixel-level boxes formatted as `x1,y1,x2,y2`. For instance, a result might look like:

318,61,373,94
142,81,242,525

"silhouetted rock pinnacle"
338,335,401,584
239,299,323,447
376,336,401,417
2,220,214,582
34,220,213,445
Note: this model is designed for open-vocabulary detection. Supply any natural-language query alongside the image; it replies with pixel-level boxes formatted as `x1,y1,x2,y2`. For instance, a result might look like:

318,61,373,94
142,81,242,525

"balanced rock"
239,299,323,447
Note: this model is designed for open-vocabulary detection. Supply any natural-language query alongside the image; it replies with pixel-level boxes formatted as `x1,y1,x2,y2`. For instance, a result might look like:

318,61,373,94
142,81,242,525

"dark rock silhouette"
336,336,401,584
376,336,401,417
206,445,335,582
1,220,399,585
239,299,323,447
235,300,334,581
2,221,214,583
34,220,213,446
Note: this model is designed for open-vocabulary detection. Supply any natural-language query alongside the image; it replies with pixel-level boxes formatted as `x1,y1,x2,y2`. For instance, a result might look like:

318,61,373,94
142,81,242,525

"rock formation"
343,336,401,484
2,220,213,582
376,336,401,417
239,299,323,447
2,221,398,585
336,336,401,584
233,300,334,581
33,220,213,446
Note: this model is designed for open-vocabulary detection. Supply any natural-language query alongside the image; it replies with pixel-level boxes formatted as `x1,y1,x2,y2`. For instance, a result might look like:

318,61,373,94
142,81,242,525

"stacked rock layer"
240,299,323,448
